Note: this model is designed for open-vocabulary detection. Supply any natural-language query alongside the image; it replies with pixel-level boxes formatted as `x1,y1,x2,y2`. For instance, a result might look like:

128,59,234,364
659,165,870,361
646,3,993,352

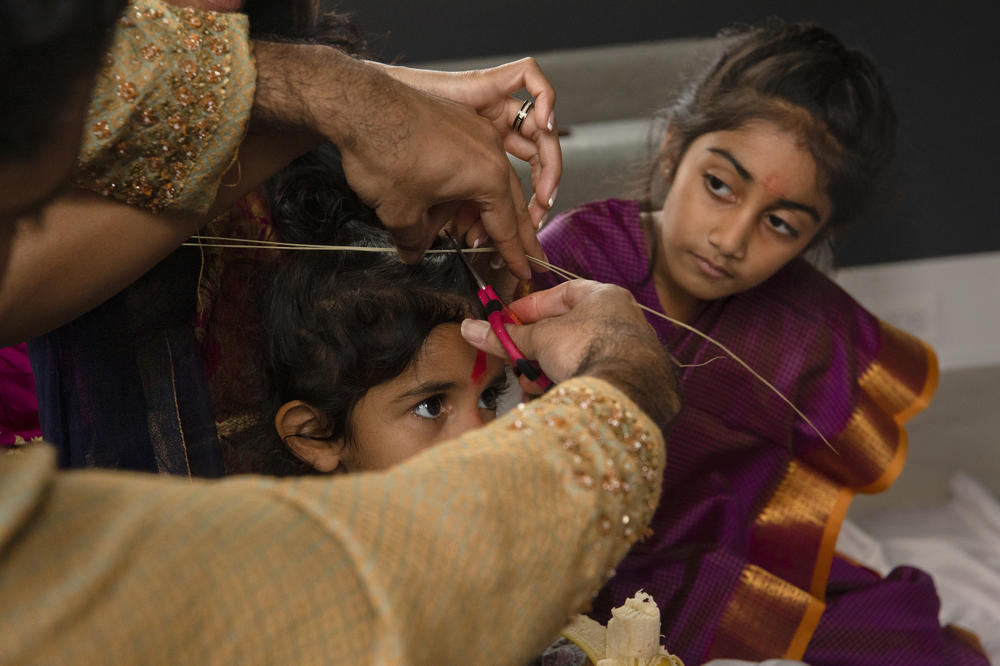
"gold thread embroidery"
73,0,250,213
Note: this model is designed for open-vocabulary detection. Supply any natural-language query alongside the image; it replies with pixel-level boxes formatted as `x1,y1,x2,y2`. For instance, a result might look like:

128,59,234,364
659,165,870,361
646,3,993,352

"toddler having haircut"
238,149,508,475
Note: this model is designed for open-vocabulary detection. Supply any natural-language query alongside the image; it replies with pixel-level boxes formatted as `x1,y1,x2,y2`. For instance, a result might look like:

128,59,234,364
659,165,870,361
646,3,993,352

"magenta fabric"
0,343,41,446
535,199,987,665
808,557,988,666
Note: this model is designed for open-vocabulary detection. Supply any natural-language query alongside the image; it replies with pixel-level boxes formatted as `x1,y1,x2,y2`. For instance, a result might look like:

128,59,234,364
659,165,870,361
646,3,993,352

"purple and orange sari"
535,199,987,665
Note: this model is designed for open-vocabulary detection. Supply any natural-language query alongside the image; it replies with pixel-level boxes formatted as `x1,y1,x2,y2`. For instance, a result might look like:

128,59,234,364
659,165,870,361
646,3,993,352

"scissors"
445,232,552,391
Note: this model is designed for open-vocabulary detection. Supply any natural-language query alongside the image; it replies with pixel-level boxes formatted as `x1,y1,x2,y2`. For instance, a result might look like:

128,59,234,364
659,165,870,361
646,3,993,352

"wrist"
572,324,680,429
367,62,456,99
251,41,389,149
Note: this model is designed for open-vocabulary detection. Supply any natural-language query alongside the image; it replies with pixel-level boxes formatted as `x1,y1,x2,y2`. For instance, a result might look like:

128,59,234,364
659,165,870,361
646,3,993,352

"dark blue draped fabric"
28,247,223,477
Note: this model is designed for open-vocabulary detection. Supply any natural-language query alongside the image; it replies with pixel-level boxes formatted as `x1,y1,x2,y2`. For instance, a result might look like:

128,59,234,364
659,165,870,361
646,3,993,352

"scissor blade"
443,230,488,289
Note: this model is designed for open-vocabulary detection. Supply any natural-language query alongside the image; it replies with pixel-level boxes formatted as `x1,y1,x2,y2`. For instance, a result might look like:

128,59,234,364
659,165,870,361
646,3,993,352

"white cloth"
837,473,1000,663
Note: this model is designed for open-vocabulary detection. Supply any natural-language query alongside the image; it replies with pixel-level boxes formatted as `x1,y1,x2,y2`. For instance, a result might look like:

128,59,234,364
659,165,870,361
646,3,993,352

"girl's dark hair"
245,0,366,56
1,0,127,160
241,147,482,475
648,20,897,239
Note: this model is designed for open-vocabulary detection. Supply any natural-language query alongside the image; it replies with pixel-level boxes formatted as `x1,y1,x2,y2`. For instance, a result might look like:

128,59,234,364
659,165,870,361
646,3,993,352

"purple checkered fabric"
535,199,987,665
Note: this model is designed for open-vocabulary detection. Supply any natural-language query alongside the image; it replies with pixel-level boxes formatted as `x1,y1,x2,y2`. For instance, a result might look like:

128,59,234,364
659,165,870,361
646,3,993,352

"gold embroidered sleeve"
261,376,667,664
0,378,666,665
72,0,255,214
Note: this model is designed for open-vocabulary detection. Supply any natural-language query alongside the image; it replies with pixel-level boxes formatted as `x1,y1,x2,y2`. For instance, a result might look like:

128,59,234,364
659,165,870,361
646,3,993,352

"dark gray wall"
350,1,999,267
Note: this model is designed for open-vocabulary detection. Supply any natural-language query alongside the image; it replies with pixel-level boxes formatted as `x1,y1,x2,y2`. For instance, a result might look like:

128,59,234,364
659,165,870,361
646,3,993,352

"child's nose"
707,212,754,259
448,407,486,439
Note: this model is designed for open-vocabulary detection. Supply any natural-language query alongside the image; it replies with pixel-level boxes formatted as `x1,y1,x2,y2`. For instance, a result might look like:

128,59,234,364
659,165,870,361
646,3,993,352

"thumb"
460,319,504,356
460,318,571,383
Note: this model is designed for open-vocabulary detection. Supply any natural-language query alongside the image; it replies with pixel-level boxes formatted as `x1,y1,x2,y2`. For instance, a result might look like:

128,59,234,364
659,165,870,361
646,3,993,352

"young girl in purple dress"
535,20,987,666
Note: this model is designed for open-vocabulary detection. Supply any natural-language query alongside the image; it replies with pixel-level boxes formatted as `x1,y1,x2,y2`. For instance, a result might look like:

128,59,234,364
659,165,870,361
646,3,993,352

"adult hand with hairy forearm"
461,279,682,429
0,132,314,347
371,58,562,230
0,21,561,342
169,0,561,235
251,41,549,281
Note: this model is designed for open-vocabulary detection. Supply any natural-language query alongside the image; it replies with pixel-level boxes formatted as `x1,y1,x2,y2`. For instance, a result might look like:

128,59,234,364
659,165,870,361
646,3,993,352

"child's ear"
275,400,343,473
659,123,682,182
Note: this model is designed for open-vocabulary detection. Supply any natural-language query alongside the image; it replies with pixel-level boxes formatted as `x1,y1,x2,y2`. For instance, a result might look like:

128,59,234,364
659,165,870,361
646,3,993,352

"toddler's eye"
413,395,445,419
704,173,733,198
478,386,500,412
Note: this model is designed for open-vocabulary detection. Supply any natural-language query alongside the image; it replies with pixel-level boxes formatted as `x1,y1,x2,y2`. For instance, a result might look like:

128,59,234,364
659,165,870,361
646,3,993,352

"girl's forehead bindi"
761,173,785,198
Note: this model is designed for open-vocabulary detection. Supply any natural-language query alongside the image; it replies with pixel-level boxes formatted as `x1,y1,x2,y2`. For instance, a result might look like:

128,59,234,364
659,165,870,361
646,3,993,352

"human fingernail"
461,319,490,344
547,112,555,132
490,253,505,271
534,213,548,231
547,187,558,209
473,237,481,249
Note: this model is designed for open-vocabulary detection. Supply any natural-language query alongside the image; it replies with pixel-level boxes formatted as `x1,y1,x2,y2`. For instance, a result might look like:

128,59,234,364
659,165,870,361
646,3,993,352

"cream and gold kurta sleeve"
0,378,665,666
73,0,255,214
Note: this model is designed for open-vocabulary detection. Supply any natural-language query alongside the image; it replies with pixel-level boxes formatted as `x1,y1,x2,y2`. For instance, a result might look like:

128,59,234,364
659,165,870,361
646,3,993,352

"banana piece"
561,590,684,666
596,657,681,666
562,614,607,665
605,590,661,659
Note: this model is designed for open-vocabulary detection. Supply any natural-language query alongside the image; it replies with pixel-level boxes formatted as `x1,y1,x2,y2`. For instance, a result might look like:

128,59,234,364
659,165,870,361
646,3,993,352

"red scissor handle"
478,287,552,390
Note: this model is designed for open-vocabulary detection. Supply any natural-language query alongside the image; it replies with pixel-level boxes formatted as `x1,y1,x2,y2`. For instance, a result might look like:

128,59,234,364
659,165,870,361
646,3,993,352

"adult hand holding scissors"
460,280,681,427
253,42,555,280
374,57,561,228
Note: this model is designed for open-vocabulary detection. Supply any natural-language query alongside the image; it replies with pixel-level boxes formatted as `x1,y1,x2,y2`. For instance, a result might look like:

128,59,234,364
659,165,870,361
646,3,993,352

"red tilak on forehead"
470,349,488,382
761,173,784,198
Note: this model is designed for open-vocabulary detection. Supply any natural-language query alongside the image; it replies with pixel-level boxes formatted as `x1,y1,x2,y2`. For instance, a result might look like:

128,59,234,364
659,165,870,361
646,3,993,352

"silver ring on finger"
512,99,534,134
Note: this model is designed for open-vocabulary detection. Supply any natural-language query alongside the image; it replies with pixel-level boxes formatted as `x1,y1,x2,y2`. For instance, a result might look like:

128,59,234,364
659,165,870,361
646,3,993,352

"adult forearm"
573,320,682,430
0,191,200,346
0,133,312,346
250,40,545,278
251,41,397,150
0,377,663,664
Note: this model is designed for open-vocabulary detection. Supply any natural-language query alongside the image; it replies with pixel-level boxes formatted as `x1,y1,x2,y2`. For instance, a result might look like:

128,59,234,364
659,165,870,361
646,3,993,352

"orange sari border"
787,322,938,655
862,320,939,420
808,487,853,599
946,623,989,657
854,322,937,494
712,563,825,659
784,593,825,660
892,326,939,424
714,321,939,660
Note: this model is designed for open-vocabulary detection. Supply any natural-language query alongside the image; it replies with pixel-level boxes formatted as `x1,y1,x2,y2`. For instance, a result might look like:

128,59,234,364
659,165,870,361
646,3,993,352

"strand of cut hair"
184,235,837,454
528,254,836,454
183,235,498,253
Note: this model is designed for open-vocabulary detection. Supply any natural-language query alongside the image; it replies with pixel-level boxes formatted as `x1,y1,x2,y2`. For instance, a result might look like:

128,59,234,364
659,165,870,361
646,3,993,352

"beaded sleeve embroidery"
73,0,255,214
0,377,666,664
